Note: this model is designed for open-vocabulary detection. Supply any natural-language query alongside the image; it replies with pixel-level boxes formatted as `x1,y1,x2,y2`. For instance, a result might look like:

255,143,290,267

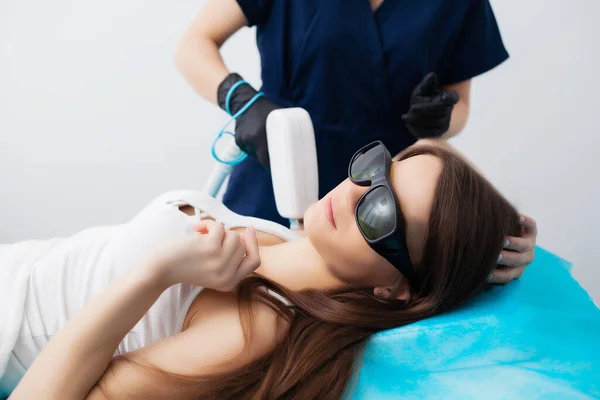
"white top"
0,191,297,390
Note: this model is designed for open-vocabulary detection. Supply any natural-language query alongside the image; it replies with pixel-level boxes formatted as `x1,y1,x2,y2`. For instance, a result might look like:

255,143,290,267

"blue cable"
225,80,248,116
211,81,264,166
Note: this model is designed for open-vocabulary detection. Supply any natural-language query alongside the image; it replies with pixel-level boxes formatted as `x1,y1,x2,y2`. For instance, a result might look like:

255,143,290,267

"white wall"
0,0,261,236
1,1,598,300
452,0,600,301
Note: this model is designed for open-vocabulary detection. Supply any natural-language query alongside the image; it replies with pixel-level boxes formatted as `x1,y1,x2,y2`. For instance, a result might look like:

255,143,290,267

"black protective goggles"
349,141,416,284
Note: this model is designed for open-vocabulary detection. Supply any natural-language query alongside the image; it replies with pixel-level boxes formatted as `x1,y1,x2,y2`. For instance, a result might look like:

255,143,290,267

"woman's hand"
11,220,259,399
489,215,538,284
402,72,460,139
151,220,261,291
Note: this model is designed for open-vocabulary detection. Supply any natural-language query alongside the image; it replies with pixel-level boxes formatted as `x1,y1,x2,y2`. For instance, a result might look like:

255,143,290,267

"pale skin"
11,154,444,399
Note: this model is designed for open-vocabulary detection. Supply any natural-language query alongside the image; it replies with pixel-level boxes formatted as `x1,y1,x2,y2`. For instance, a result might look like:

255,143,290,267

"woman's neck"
255,238,348,292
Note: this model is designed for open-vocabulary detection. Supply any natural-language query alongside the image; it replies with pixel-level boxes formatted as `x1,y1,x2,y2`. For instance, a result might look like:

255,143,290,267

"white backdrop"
1,0,599,301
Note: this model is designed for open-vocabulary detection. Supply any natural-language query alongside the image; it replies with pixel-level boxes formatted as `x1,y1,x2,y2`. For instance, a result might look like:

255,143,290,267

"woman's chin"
302,202,326,239
302,203,316,231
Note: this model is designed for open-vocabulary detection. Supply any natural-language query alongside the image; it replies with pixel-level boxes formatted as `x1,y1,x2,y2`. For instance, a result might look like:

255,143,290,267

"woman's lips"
324,196,337,229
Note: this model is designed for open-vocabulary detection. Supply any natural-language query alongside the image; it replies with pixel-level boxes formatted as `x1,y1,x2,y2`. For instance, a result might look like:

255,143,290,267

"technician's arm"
441,80,471,139
174,0,248,104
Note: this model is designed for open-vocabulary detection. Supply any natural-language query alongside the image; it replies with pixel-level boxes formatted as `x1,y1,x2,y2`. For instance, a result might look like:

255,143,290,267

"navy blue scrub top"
223,0,509,226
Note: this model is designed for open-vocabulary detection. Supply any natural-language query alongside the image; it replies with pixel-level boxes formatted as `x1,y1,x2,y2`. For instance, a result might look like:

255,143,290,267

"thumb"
414,73,439,97
192,220,222,235
234,226,261,281
440,90,460,105
256,143,271,171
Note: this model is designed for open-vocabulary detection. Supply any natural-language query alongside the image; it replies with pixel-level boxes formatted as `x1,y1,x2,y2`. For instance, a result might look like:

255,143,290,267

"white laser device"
203,135,244,198
266,108,319,225
203,108,319,227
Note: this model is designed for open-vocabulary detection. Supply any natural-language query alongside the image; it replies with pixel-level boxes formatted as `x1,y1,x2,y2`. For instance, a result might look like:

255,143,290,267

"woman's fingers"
498,246,535,268
222,230,243,260
235,226,261,280
488,266,525,284
440,90,460,105
194,220,226,245
497,214,538,268
521,214,538,235
502,236,532,253
413,72,439,97
193,222,208,234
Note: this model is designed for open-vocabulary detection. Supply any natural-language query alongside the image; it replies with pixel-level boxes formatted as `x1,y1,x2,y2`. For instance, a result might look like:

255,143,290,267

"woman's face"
304,153,443,290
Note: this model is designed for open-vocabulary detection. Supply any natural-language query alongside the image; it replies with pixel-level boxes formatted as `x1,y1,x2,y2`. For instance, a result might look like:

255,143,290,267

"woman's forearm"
10,260,168,400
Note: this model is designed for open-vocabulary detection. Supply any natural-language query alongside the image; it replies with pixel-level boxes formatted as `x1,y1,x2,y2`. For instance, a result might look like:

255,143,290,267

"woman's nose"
343,179,370,211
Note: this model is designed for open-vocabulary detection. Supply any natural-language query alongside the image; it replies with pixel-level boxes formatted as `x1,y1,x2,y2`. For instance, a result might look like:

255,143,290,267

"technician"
175,0,536,283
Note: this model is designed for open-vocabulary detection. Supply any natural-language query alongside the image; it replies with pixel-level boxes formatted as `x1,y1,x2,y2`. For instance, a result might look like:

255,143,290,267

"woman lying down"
1,142,537,399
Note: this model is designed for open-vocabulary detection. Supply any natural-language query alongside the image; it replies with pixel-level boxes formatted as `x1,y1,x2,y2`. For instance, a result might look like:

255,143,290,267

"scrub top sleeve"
441,0,509,85
235,0,274,27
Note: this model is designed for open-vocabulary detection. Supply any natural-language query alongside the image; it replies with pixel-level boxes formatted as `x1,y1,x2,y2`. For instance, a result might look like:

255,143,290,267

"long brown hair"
131,145,521,399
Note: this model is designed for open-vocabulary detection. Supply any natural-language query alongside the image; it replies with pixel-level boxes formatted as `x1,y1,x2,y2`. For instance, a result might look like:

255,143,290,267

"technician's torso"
224,0,508,224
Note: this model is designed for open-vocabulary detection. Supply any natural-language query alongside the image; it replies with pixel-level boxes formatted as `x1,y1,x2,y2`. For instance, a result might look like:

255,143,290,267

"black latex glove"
217,73,282,170
401,73,460,139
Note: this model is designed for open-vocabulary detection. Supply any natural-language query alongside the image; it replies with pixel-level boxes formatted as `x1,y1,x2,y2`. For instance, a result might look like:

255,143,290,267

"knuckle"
500,253,514,267
518,252,530,266
249,260,260,271
509,253,523,267
249,254,260,266
210,241,222,252
516,239,531,253
525,250,534,263
513,268,525,279
510,259,522,268
529,219,538,229
211,263,224,276
216,272,230,286
494,276,509,285
528,216,538,226
510,236,523,246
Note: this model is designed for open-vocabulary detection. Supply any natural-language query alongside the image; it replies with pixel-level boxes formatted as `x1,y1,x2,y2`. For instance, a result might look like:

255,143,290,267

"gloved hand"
217,73,282,170
401,72,460,139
